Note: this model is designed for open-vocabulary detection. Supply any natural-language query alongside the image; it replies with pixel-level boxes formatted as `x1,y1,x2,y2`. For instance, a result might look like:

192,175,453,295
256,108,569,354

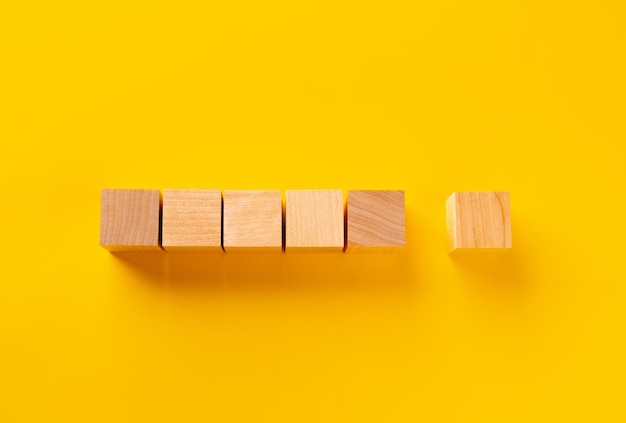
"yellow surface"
1,1,625,421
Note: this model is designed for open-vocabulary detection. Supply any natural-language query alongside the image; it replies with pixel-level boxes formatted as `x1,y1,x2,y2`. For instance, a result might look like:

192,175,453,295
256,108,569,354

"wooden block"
222,190,283,252
285,190,344,252
346,190,405,252
446,191,512,253
100,189,161,251
161,189,222,252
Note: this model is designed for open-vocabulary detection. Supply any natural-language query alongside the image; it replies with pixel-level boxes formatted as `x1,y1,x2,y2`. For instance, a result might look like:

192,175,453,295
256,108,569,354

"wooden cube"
161,189,222,252
100,189,161,251
446,191,512,253
346,190,405,252
222,190,283,252
285,190,344,252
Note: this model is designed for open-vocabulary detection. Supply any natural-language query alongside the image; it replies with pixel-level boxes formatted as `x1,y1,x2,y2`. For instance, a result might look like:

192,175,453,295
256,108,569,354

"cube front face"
346,190,405,252
285,190,344,252
162,189,222,252
447,191,511,253
100,189,161,251
222,190,283,252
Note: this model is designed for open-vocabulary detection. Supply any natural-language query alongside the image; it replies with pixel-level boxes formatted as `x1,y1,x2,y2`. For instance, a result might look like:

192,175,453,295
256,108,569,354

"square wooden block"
285,190,344,252
223,190,283,252
100,189,161,251
446,191,512,253
162,189,222,252
346,190,405,252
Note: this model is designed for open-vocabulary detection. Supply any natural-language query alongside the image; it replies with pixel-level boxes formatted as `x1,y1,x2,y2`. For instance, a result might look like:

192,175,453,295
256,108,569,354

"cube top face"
447,191,511,252
162,189,222,252
100,189,161,251
346,190,405,252
222,190,283,252
285,190,344,252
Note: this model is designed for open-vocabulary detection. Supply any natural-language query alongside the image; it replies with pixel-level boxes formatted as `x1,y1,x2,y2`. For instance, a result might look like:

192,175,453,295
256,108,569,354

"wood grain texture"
100,189,161,251
222,190,283,252
162,189,222,252
446,191,512,253
346,190,405,253
285,190,344,252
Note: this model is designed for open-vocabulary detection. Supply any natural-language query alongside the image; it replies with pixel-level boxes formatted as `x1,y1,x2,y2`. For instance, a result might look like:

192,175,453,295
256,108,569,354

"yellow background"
1,0,625,421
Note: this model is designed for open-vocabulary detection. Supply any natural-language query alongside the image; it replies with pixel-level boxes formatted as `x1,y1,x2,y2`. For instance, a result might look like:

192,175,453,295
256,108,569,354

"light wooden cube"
161,189,222,252
285,190,344,252
222,190,283,252
100,189,161,251
346,190,405,252
446,191,512,253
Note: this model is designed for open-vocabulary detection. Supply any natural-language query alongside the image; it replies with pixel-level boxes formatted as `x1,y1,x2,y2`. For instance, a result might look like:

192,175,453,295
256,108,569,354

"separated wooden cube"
100,189,161,251
285,190,344,252
346,190,405,252
446,191,512,253
161,189,222,252
222,190,283,252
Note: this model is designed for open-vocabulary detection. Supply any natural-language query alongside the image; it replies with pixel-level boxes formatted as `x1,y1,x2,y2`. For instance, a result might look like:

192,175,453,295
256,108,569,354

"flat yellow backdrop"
1,1,625,421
